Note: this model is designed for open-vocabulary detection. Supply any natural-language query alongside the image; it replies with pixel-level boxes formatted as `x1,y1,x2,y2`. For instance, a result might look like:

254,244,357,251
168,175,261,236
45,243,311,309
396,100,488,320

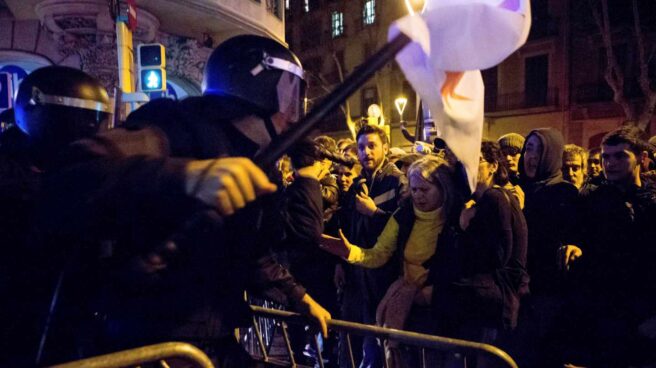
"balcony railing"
574,81,645,104
486,87,559,112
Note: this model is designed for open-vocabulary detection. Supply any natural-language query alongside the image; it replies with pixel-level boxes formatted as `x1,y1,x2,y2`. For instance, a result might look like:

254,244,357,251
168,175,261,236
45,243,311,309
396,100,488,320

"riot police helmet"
202,35,306,123
14,66,111,148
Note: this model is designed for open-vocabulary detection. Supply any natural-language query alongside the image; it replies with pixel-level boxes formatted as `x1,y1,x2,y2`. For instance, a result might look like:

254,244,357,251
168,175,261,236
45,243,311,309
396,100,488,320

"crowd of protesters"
1,32,656,368
277,123,656,368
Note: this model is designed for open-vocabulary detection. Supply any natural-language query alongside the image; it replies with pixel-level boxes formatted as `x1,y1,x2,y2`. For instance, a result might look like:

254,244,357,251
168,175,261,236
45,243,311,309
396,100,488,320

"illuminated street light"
368,103,390,142
394,96,408,121
367,103,382,121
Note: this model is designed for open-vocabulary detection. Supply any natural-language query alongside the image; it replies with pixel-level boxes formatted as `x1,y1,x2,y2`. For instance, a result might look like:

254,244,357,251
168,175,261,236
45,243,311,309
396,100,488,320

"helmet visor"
30,87,112,113
276,72,306,124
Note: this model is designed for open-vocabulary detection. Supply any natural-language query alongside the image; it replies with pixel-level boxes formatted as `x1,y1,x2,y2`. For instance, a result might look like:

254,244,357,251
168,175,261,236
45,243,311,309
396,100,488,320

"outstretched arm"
321,217,400,268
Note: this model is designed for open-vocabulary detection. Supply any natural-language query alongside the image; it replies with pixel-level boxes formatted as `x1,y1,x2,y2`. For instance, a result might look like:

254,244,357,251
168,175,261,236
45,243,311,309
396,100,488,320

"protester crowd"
0,33,655,368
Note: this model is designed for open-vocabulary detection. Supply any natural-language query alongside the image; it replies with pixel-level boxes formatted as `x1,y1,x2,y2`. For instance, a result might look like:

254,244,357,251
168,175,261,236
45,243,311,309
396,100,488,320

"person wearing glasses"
585,147,604,187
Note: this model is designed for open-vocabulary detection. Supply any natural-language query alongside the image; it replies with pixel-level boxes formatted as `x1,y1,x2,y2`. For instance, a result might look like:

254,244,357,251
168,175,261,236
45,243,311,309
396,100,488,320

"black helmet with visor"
14,66,110,150
202,35,306,124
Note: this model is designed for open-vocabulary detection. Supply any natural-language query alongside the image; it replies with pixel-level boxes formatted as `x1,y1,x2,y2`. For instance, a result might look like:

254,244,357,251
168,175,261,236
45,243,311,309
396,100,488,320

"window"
363,0,376,25
267,0,282,19
482,67,498,111
331,11,344,38
304,0,309,12
524,54,549,107
285,0,290,10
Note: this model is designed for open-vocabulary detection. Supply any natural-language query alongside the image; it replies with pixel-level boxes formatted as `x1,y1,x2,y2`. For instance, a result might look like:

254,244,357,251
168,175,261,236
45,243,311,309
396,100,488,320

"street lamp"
367,103,383,126
396,96,417,143
394,96,407,121
367,103,390,142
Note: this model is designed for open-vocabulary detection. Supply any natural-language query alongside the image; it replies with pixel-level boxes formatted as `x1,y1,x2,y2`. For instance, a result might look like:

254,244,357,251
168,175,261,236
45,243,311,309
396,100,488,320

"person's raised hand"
355,184,378,217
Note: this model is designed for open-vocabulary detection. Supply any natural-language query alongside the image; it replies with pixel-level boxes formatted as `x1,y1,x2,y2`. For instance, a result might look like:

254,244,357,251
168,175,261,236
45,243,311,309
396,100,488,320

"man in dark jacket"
560,126,656,367
339,124,407,368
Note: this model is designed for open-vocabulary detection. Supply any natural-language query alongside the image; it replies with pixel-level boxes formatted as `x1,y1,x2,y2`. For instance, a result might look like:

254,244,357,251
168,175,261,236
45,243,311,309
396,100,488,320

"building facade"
286,0,418,146
0,0,286,107
286,0,656,148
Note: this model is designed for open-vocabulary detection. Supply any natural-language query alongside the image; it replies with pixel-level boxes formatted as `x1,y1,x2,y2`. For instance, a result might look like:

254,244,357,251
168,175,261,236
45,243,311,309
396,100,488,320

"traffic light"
137,43,166,92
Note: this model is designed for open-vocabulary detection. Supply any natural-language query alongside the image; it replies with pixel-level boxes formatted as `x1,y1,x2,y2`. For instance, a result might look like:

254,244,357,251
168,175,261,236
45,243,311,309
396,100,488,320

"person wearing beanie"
498,132,525,185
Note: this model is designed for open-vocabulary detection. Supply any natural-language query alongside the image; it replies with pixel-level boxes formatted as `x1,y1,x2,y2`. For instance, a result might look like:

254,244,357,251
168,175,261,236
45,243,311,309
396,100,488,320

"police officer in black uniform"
23,35,329,367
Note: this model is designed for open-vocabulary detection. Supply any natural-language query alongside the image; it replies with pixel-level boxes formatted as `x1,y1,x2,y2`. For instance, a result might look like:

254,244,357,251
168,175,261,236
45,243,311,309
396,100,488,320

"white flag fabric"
389,0,531,193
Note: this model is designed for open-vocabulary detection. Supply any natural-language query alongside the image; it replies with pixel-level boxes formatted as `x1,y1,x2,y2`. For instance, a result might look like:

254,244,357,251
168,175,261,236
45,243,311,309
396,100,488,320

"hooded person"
518,128,579,292
510,128,578,367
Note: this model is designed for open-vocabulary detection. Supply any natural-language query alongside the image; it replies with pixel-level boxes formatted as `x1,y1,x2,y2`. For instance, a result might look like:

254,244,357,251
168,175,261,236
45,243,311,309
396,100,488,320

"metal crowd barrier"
46,308,517,368
49,342,214,368
247,305,518,368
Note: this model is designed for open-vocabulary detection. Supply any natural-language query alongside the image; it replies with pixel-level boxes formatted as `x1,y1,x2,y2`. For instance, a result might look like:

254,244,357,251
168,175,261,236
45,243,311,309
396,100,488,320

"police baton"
253,33,411,169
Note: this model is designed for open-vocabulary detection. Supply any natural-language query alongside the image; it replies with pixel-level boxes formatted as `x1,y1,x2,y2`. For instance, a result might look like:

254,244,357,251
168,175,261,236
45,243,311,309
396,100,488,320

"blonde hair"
407,155,462,219
563,144,588,175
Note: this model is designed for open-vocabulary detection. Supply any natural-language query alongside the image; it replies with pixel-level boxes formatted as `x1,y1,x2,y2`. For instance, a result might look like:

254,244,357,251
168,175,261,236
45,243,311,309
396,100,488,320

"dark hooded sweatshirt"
519,128,578,294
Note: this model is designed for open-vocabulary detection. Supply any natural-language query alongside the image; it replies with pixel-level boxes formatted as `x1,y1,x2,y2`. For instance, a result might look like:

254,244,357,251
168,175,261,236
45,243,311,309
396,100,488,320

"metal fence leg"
382,339,389,368
267,321,275,355
313,334,325,368
280,321,297,366
346,333,356,368
252,316,269,362
421,347,427,368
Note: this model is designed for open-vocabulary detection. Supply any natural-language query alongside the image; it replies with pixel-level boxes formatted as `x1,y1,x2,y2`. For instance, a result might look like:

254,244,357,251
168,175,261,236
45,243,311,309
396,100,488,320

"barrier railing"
248,305,518,368
49,342,214,368
47,308,517,368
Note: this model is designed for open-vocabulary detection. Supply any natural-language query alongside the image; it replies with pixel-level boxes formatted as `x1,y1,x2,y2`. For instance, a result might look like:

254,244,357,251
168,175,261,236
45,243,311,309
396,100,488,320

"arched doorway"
0,50,53,111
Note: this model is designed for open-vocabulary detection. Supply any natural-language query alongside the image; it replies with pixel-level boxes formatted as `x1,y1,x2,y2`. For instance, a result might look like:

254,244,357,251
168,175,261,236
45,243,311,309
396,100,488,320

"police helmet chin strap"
29,86,112,113
263,115,279,140
250,52,305,81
